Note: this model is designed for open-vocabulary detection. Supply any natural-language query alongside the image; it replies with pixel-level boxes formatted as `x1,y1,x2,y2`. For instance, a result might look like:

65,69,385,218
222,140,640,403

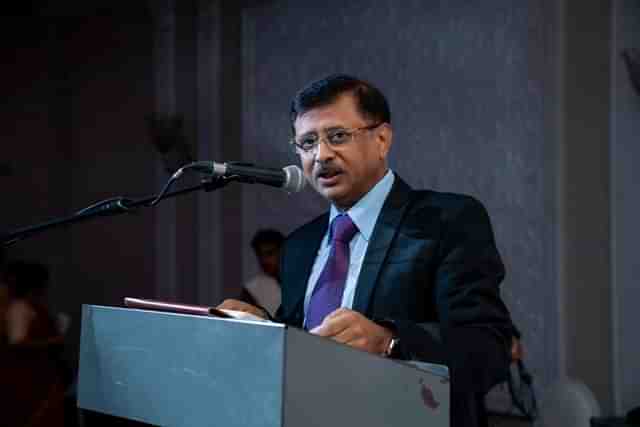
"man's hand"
309,308,393,355
511,337,523,362
217,299,268,319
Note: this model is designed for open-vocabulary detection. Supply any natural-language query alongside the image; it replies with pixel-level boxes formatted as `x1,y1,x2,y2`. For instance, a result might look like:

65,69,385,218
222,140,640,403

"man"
220,74,513,427
241,229,284,317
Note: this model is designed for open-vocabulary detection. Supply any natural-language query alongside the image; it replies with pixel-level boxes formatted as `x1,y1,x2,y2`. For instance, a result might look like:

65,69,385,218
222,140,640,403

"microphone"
183,161,306,193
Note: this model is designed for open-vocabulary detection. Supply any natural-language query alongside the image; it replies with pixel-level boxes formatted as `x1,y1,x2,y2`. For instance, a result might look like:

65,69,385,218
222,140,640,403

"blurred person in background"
242,229,285,317
4,261,62,345
1,260,66,427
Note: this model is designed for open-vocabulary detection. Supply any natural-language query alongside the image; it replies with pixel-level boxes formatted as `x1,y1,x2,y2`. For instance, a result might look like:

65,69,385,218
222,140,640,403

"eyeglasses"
290,123,382,155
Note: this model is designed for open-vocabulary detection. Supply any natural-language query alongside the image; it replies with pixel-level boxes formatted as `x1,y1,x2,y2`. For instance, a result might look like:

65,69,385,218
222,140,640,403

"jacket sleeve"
391,196,512,394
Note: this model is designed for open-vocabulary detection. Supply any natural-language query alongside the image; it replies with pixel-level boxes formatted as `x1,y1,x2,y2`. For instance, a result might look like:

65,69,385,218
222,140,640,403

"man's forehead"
256,243,279,255
293,94,363,133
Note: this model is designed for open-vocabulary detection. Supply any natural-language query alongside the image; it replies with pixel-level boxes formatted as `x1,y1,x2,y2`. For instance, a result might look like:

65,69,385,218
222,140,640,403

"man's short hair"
251,229,285,253
290,74,391,132
4,260,50,299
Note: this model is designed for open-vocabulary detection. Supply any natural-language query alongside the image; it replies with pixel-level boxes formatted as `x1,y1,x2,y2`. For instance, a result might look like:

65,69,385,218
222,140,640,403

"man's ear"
377,123,393,159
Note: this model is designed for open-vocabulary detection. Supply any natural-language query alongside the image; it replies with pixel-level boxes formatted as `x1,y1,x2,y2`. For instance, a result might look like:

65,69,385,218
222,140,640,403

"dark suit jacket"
276,176,512,427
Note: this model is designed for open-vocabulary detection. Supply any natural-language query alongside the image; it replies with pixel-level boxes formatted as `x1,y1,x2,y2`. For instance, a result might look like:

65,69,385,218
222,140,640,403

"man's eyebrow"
297,130,318,139
297,126,346,138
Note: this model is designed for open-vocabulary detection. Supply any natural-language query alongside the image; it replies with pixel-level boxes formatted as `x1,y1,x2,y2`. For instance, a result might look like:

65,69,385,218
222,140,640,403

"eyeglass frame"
290,122,384,156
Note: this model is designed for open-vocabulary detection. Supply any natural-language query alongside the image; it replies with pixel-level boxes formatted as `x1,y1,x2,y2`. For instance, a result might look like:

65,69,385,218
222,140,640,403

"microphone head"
282,165,306,193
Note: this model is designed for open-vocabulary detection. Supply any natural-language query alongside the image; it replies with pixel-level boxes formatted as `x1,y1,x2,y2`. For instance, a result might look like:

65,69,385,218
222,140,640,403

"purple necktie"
306,214,358,330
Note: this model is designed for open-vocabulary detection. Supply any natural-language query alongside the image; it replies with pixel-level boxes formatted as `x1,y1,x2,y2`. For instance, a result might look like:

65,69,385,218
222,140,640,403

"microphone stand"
1,176,229,248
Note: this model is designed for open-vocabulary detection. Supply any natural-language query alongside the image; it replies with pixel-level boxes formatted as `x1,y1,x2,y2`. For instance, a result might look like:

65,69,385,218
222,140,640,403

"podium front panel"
78,305,286,427
283,327,450,427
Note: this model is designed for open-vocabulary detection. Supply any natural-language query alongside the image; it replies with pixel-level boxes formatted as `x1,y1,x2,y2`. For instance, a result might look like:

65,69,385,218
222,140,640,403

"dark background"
1,0,638,420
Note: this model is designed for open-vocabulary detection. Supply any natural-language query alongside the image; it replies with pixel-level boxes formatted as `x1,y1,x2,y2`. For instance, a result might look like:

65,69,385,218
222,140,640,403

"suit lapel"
284,213,328,320
352,177,413,314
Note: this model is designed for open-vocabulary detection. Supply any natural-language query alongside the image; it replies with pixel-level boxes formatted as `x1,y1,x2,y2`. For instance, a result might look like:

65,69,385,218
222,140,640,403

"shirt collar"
329,169,395,242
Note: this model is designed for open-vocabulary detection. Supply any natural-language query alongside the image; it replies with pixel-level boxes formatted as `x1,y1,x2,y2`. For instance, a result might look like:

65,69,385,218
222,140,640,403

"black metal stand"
1,177,229,247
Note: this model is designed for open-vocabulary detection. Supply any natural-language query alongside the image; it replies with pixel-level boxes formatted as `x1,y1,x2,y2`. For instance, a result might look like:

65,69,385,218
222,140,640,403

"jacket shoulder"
410,189,487,219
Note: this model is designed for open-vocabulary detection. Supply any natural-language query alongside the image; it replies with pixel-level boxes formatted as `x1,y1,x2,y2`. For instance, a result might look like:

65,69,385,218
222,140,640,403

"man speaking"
220,74,514,427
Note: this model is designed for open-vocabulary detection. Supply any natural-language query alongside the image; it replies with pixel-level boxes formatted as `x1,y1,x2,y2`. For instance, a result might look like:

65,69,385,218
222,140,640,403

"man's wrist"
383,334,399,357
375,319,400,358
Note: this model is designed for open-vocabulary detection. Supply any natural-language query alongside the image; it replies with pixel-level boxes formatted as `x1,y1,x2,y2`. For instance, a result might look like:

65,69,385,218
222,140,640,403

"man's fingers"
319,324,375,351
345,337,369,350
309,308,393,354
310,311,353,337
310,319,347,337
216,299,266,318
323,307,351,321
217,299,248,310
330,325,359,344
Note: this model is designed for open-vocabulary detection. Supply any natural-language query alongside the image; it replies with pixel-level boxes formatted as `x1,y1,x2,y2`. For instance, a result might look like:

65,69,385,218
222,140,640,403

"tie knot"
331,214,358,244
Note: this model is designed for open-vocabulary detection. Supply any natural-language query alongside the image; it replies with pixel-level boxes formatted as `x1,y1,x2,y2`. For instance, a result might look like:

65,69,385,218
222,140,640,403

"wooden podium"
78,305,449,427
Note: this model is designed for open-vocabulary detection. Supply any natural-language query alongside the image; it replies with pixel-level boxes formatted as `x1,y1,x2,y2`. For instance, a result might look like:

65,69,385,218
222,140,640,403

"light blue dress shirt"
303,170,395,326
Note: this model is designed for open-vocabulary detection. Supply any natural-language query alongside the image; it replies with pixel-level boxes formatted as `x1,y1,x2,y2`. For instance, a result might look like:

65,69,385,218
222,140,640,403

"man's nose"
314,139,335,162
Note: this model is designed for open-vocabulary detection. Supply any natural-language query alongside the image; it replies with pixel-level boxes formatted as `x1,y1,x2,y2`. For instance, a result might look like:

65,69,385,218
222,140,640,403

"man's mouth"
316,168,342,185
